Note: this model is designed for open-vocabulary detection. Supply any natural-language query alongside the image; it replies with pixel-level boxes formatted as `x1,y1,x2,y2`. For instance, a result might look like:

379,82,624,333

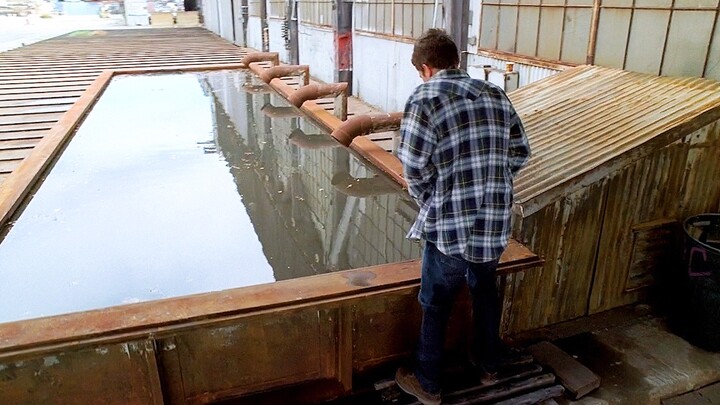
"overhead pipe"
288,82,348,120
241,52,280,67
331,172,400,197
330,112,403,147
259,65,310,86
288,128,339,149
262,104,303,118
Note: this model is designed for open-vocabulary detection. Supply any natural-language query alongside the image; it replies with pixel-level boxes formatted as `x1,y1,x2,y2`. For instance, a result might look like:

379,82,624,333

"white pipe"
432,0,441,28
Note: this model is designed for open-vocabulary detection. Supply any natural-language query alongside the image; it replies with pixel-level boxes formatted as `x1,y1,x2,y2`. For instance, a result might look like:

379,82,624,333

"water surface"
0,71,420,323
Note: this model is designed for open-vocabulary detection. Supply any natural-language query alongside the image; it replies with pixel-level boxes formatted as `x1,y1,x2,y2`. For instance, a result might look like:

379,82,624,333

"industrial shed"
503,65,720,333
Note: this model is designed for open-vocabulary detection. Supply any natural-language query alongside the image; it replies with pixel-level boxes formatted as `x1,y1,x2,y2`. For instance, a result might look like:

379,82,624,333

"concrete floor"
545,312,720,405
0,14,124,52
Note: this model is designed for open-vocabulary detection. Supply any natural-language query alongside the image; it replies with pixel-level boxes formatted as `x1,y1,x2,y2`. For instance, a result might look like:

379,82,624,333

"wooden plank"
0,159,21,174
0,70,112,235
662,391,710,405
447,374,557,404
0,85,89,95
0,122,54,133
0,97,78,108
0,112,64,125
528,341,601,400
0,81,96,91
0,104,72,115
0,76,98,86
0,92,83,102
663,382,720,405
492,385,566,405
0,148,32,161
699,382,720,403
0,138,41,150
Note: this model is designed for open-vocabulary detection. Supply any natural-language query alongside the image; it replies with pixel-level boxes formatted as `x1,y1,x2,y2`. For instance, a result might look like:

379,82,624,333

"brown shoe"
395,367,441,405
479,369,498,386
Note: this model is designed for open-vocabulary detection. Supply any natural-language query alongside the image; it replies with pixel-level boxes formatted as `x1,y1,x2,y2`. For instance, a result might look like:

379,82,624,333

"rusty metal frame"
0,63,542,404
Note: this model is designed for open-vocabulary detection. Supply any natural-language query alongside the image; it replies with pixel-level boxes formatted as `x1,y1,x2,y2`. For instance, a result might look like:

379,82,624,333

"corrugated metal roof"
511,65,720,216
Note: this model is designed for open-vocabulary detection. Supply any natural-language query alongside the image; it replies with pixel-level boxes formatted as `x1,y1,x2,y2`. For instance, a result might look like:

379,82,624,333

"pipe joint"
288,83,349,120
259,65,310,86
241,52,280,67
330,112,403,147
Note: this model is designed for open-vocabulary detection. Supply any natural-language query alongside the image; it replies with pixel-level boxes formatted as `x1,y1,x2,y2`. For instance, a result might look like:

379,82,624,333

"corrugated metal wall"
590,120,720,314
507,181,608,333
506,120,720,333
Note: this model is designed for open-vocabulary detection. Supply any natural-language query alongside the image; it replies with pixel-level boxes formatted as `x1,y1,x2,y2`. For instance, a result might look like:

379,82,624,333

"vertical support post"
586,0,601,65
335,0,353,93
445,0,470,70
337,305,354,392
288,0,299,64
334,91,348,121
260,0,269,52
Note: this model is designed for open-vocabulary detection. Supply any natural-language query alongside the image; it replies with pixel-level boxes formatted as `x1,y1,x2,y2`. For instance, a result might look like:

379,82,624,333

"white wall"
247,16,264,51
201,0,220,34
217,0,235,43
231,0,245,46
298,24,335,84
465,54,561,89
352,33,420,113
268,18,290,63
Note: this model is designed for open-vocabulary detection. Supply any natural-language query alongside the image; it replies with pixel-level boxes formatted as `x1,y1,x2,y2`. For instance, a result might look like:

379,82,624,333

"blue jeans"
414,241,501,394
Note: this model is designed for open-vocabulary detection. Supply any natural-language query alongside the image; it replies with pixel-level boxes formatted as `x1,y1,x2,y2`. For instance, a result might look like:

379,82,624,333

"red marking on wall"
336,32,353,71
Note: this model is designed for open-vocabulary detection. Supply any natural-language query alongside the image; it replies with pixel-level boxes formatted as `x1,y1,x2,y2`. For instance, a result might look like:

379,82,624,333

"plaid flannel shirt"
398,69,530,263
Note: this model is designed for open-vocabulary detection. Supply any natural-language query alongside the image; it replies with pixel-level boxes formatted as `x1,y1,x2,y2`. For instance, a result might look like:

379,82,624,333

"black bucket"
681,213,720,352
683,213,720,280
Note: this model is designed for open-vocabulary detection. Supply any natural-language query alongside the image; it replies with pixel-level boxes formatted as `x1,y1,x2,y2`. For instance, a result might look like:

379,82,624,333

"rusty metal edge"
0,63,542,363
519,104,720,217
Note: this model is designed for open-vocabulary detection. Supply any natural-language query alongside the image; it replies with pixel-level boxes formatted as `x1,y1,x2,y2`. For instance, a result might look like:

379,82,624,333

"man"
395,29,531,405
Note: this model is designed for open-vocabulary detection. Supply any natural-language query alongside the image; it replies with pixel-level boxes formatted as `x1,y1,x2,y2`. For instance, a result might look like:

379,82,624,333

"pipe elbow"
331,172,399,197
288,83,348,108
241,82,272,94
241,52,280,67
330,112,404,147
259,65,310,85
262,104,303,118
288,128,339,149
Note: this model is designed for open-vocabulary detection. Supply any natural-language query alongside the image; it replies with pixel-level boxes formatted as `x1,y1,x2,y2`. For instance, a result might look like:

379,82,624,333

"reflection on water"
0,71,420,324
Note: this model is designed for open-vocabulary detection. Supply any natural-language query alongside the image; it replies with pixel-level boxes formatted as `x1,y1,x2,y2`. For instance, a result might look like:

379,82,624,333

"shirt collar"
430,69,469,81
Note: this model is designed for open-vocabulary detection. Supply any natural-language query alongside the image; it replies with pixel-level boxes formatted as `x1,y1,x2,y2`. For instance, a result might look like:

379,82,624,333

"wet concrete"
0,70,420,324
554,316,720,405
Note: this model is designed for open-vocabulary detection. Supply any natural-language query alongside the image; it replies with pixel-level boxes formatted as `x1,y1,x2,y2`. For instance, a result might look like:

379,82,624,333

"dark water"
0,71,420,324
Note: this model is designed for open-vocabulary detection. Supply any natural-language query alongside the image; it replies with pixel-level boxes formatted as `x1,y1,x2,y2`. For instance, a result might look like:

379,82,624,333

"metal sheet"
510,65,720,216
593,8,631,68
662,10,716,77
589,122,720,313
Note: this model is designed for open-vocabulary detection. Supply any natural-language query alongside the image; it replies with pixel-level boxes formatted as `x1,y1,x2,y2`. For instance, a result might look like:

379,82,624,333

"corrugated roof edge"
510,65,720,217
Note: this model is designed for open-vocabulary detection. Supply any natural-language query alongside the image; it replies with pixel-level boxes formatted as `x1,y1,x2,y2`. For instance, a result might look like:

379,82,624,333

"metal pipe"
331,172,399,197
287,82,349,120
241,52,280,67
330,112,403,147
586,0,601,65
259,65,310,85
240,82,272,94
261,104,303,118
288,128,339,149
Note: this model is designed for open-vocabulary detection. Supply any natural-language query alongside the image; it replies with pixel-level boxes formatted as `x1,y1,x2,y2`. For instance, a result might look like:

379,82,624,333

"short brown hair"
411,28,459,71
